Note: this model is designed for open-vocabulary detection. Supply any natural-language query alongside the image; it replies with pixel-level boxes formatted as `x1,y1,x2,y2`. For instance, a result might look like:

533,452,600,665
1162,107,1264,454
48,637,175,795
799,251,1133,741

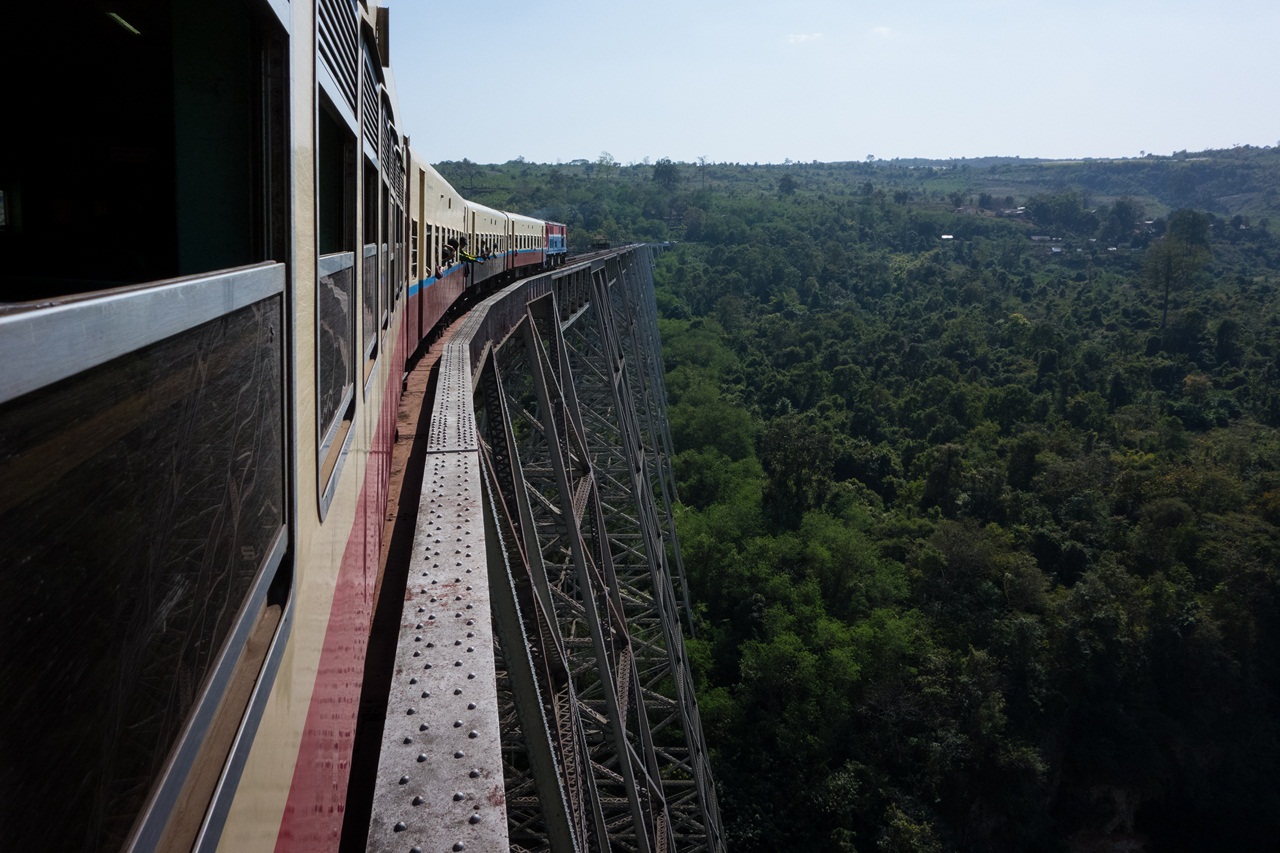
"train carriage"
463,199,511,286
0,1,563,851
510,211,548,273
545,220,569,266
407,158,468,349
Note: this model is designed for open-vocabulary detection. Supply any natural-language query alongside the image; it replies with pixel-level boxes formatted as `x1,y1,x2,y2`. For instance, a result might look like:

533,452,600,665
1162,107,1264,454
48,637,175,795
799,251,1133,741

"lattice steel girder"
488,300,647,850
370,248,722,853
557,255,723,852
476,347,608,853
519,292,664,851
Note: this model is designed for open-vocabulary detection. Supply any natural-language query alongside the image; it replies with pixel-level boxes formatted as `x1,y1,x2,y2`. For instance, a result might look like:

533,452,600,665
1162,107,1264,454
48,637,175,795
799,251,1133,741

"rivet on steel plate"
403,737,412,745
453,844,466,852
454,750,465,758
417,754,428,762
453,720,463,728
453,792,465,801
469,814,481,825
469,769,480,778
468,731,478,739
412,795,424,806
400,775,410,784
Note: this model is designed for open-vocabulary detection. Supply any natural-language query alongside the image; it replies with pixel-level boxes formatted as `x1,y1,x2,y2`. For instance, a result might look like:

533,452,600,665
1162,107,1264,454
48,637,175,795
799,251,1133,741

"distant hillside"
839,145,1280,221
439,146,1279,251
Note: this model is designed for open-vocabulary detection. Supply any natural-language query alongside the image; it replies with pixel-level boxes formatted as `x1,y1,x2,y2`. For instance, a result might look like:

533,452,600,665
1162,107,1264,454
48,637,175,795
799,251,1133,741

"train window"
2,2,287,303
397,208,403,298
411,220,419,283
393,203,403,302
2,4,292,848
318,96,358,504
380,181,390,328
362,160,380,374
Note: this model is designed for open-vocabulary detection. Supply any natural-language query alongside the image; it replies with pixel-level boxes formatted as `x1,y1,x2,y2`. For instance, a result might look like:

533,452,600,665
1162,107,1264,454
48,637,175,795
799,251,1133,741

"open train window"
411,220,419,283
362,158,380,376
380,180,391,329
1,1,286,303
318,95,359,510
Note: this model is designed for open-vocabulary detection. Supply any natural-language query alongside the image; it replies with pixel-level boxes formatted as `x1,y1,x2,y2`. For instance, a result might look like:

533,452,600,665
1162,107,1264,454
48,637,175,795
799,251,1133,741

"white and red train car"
0,1,564,851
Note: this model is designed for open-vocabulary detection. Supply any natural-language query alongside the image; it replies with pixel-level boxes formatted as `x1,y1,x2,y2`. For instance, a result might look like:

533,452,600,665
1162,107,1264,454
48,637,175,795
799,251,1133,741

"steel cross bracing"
367,247,724,853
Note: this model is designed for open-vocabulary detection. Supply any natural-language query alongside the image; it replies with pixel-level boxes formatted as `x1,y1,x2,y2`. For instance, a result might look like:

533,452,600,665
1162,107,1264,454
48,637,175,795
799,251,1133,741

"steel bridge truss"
368,248,724,853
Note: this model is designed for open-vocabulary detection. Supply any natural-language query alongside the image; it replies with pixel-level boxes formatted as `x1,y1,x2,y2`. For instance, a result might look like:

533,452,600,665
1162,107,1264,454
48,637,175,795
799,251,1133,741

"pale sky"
384,0,1280,165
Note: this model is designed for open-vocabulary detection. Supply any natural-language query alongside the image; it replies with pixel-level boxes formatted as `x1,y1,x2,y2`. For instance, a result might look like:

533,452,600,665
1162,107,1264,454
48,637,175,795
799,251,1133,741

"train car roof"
508,212,544,227
465,199,507,220
409,154,463,202
382,65,403,136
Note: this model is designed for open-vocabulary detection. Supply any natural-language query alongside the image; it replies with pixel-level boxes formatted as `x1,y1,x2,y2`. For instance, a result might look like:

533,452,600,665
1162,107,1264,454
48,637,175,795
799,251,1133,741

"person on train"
438,239,457,278
458,237,477,264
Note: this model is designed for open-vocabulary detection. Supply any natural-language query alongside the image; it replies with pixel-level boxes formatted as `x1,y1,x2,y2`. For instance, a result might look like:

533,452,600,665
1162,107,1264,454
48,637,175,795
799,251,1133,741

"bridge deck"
361,247,724,853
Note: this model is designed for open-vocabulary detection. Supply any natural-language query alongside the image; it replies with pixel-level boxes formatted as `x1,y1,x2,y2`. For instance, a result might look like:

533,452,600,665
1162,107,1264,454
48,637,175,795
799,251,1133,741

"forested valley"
441,149,1280,852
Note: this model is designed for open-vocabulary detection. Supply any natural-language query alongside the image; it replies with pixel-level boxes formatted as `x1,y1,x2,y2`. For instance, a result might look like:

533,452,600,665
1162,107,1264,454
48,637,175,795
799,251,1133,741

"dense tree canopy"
443,147,1280,852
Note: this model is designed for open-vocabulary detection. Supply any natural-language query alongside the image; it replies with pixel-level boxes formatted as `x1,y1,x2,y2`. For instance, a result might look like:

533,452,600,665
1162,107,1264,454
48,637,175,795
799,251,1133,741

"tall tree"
653,157,680,190
1144,209,1211,331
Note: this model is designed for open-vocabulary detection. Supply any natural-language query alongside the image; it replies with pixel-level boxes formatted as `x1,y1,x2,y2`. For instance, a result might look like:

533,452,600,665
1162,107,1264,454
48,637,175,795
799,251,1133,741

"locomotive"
0,1,565,850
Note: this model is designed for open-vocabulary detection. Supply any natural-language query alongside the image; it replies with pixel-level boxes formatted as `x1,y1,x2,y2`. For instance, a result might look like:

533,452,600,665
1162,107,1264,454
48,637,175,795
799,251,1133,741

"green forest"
440,147,1280,852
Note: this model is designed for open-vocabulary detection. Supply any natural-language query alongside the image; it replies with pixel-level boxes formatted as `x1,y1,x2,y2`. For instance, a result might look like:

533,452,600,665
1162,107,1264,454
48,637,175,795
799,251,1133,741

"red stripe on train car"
274,327,406,853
